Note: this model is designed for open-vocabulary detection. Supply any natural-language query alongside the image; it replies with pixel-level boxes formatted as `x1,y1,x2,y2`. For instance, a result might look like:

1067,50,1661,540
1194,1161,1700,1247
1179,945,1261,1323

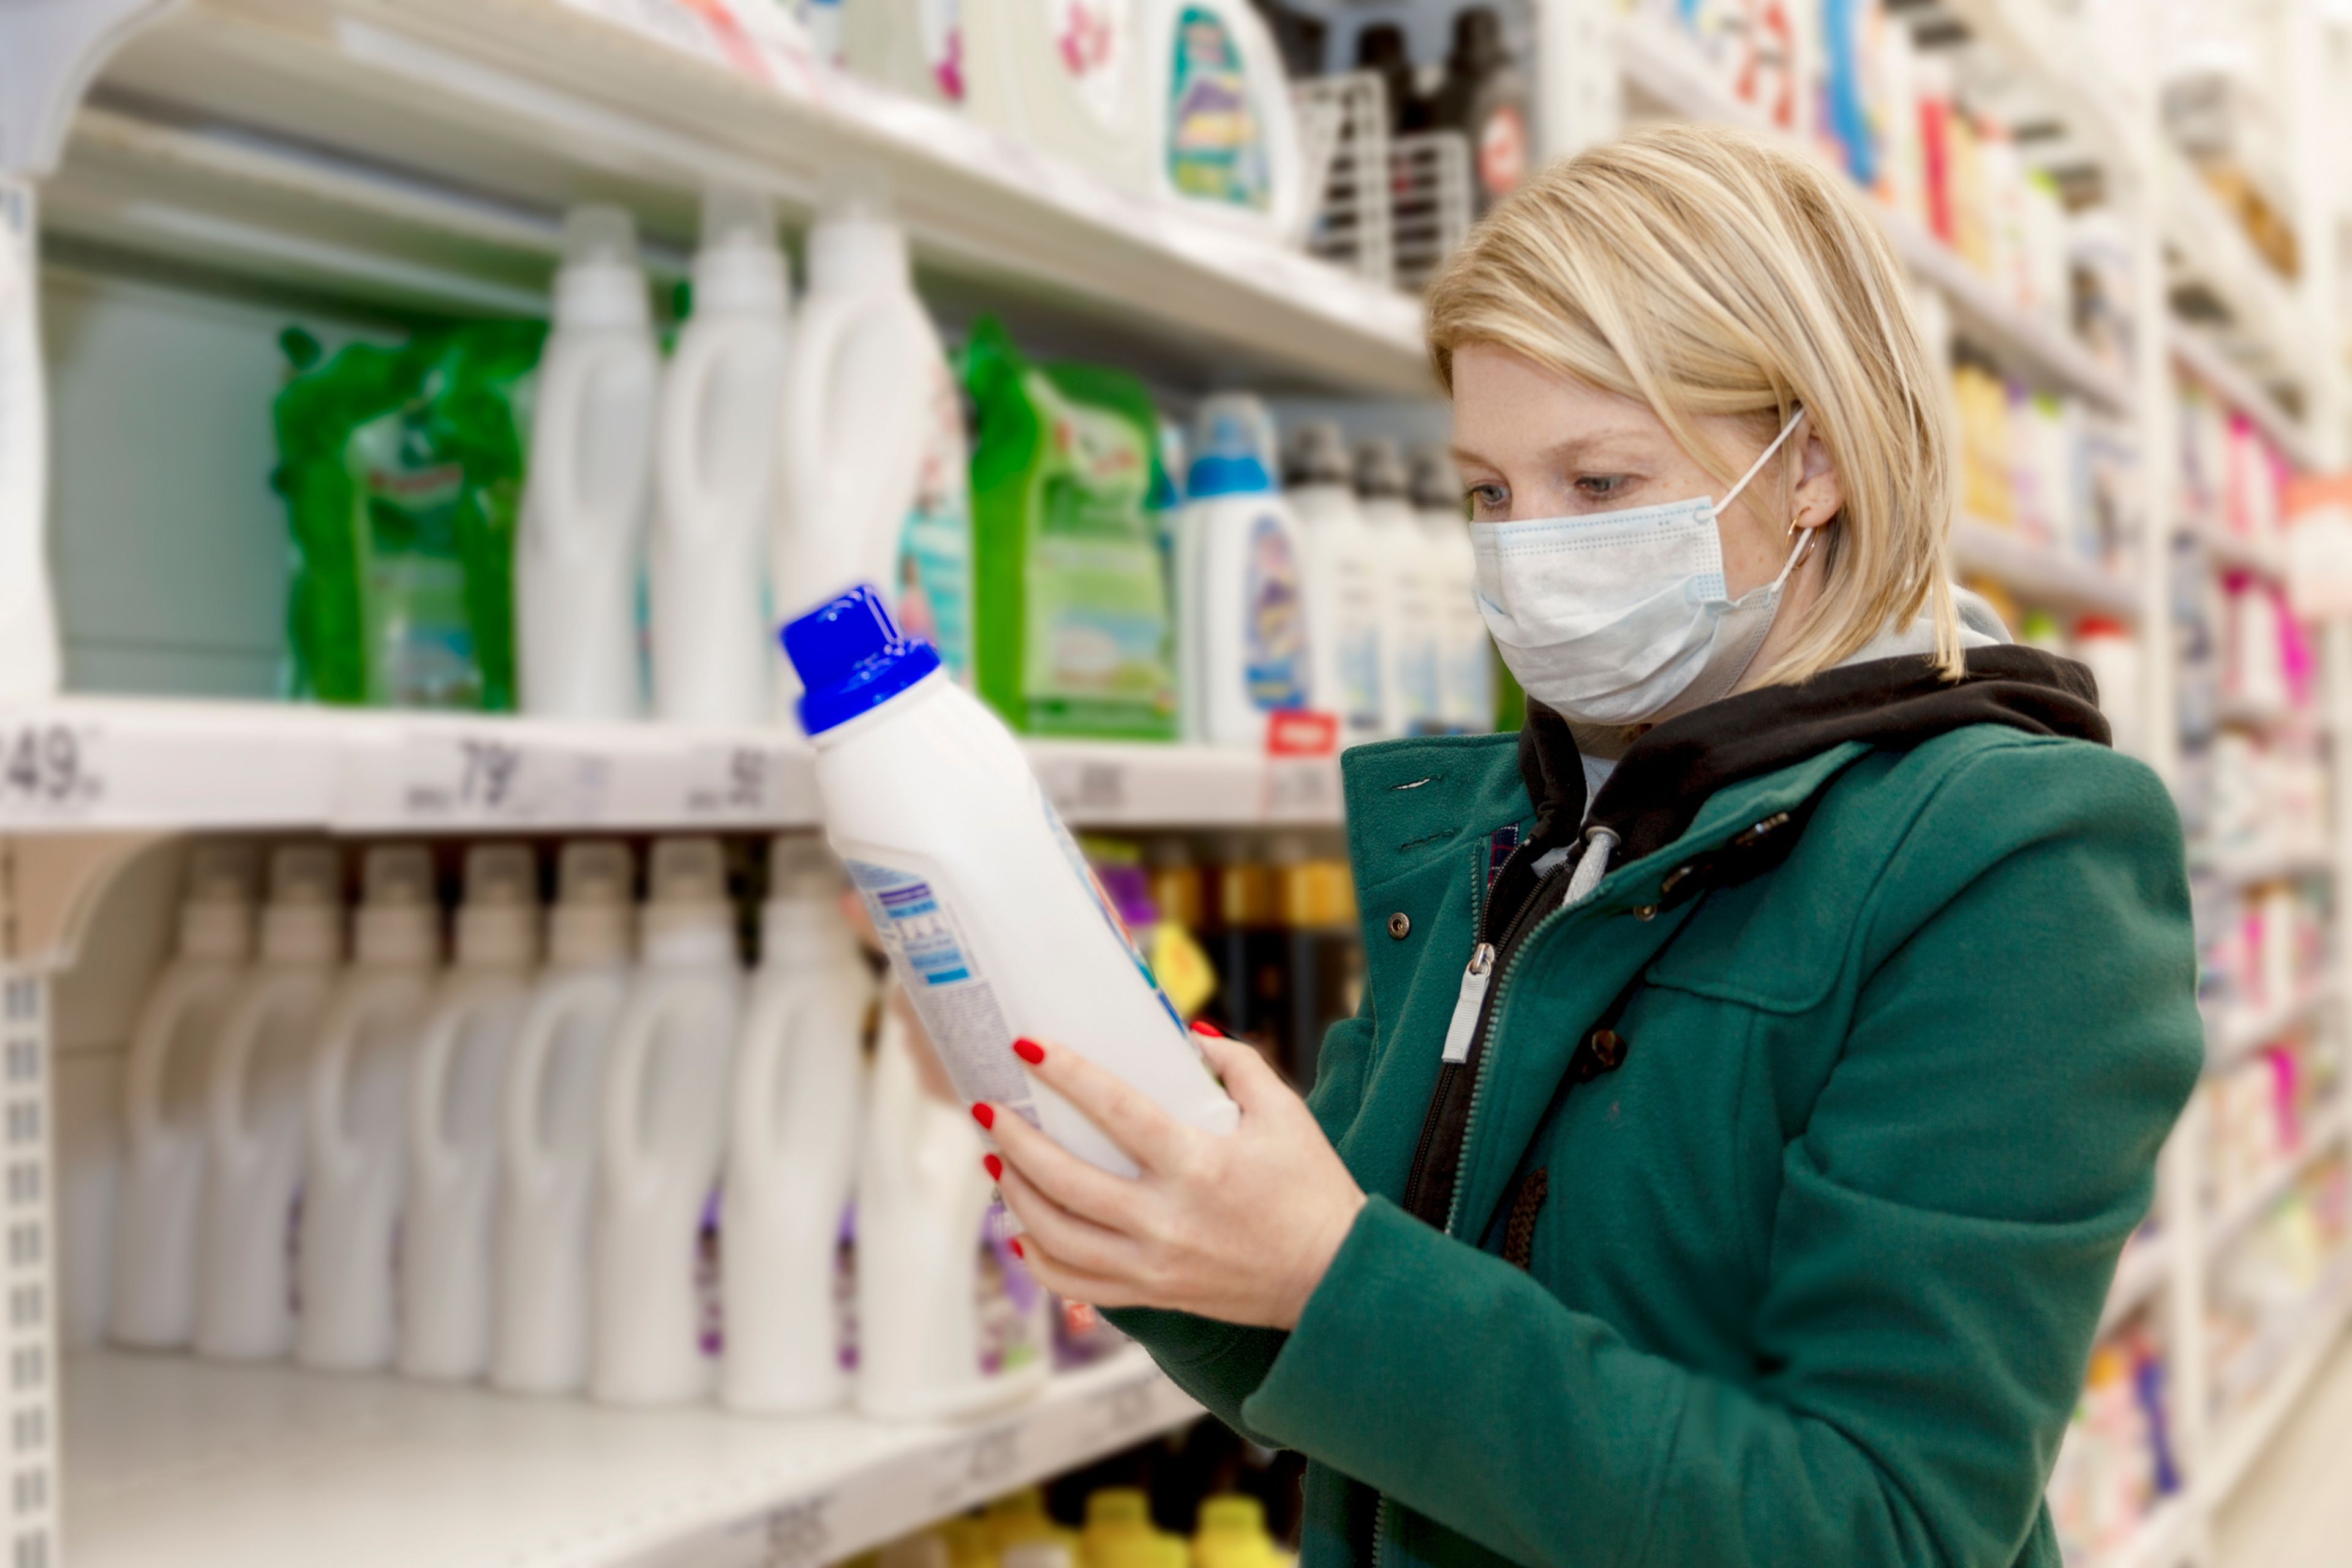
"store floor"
2217,1325,2352,1567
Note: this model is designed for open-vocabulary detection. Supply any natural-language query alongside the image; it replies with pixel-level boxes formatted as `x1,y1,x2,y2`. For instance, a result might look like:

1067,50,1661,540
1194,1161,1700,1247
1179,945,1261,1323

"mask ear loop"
1714,407,1815,593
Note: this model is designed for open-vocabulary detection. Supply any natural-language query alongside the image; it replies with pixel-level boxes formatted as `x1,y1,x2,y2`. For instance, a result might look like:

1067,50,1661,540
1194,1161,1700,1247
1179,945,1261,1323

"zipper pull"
1440,943,1496,1065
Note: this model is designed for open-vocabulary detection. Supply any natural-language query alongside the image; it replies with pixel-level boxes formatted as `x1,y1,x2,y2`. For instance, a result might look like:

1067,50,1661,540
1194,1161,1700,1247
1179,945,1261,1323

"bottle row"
2206,1034,2335,1218
273,191,1498,748
1951,363,2135,571
2207,1151,2350,1428
2049,1325,2179,1563
2196,876,2330,1030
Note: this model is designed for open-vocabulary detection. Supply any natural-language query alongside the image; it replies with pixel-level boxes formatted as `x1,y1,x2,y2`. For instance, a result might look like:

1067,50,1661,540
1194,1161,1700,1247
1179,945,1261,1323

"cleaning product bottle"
843,0,965,103
1354,439,1436,737
965,1,1152,191
401,843,541,1382
777,186,973,689
1284,421,1385,748
295,845,442,1373
1194,1496,1283,1568
0,178,57,703
1177,393,1313,748
494,841,636,1396
986,1490,1079,1556
1083,1490,1155,1563
1408,444,1488,736
518,205,660,720
110,844,257,1351
594,837,744,1407
721,837,874,1414
1142,0,1307,238
1428,6,1529,214
195,845,344,1362
855,997,1050,1420
654,188,790,726
783,585,1237,1176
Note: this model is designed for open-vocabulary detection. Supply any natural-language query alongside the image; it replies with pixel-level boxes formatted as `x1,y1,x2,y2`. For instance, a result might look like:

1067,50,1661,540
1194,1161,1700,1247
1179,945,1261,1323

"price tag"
930,1420,1024,1510
1044,760,1128,820
386,730,610,827
0,718,105,821
759,1491,835,1568
1262,758,1339,822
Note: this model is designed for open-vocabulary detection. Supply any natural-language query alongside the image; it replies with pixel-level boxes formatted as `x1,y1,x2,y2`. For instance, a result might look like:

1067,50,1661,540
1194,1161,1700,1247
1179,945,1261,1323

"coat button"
1586,1028,1626,1069
1386,911,1412,940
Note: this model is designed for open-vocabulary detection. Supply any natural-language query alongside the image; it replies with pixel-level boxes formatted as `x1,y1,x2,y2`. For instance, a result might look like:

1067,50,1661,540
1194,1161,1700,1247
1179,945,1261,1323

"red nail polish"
1009,1237,1025,1259
1189,1018,1224,1038
1012,1037,1046,1065
971,1102,995,1131
984,1153,1003,1182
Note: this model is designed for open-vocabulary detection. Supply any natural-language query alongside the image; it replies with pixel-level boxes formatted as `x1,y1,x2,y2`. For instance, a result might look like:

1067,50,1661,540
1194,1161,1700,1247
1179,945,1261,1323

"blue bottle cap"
1185,451,1272,498
781,584,942,736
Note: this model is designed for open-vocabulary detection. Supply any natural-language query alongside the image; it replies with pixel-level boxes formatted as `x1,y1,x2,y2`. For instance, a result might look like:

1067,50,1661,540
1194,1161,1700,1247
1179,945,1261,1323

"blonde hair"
1426,121,1961,683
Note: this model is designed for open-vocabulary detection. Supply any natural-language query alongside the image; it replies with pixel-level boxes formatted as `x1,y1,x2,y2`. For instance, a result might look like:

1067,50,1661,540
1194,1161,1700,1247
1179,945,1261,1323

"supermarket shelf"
2191,843,2339,889
2211,693,2310,733
2173,325,2319,475
2207,1267,2352,1502
62,1345,1200,1568
1948,521,2139,621
74,0,1428,396
2163,151,2310,416
2204,975,2339,1074
2100,1234,2174,1335
2182,520,2289,586
1616,16,2131,414
0,698,1347,835
2203,1110,2349,1265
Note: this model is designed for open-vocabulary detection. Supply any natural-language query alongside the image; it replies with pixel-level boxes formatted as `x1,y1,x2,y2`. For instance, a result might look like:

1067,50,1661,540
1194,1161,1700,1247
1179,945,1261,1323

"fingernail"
971,1103,995,1131
1189,1018,1224,1038
1012,1037,1046,1065
984,1153,1003,1182
1009,1237,1025,1259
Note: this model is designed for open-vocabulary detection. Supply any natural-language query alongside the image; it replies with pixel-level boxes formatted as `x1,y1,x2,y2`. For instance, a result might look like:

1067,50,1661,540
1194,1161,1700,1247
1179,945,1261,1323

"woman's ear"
1792,430,1844,531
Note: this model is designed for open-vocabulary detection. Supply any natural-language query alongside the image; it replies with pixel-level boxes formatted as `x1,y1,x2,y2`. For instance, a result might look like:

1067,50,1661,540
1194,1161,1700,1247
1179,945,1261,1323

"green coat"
1114,723,2202,1567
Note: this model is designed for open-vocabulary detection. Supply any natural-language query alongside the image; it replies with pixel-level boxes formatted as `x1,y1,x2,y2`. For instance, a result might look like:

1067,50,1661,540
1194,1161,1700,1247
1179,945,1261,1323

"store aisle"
2215,1326,2352,1567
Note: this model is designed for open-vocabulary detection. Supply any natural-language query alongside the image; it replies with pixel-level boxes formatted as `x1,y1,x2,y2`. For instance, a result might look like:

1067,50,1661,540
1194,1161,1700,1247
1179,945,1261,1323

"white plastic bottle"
654,188,790,726
1355,440,1438,738
721,837,873,1415
783,585,1237,1178
1284,421,1387,748
494,842,636,1398
1409,445,1490,736
195,844,343,1363
296,845,441,1373
519,205,660,720
1175,394,1313,748
965,1,1152,192
110,844,257,1351
0,177,57,703
842,0,963,104
856,998,1050,1421
402,844,541,1383
593,838,744,1408
776,187,974,690
1140,0,1306,239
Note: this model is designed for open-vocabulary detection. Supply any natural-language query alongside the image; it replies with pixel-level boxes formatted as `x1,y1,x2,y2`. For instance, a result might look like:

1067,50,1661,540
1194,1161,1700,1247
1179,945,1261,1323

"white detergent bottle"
842,0,965,104
0,178,58,703
1284,421,1386,750
856,998,1049,1421
654,188,790,725
1141,0,1306,239
1355,440,1438,739
776,186,974,693
296,845,441,1373
519,205,660,720
494,842,636,1397
110,844,258,1351
783,586,1237,1178
1178,394,1313,748
593,838,744,1408
1409,445,1490,736
402,844,541,1382
195,845,344,1362
965,1,1152,192
722,837,873,1415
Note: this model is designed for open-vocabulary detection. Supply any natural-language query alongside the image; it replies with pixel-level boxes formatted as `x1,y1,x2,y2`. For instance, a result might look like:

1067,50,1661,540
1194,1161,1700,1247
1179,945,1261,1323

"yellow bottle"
1083,1488,1156,1568
987,1490,1081,1559
1194,1496,1280,1568
946,1514,1001,1568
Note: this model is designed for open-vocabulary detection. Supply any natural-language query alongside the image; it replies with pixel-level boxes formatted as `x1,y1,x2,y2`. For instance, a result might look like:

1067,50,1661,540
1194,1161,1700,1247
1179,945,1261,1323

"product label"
846,859,1033,1121
1243,513,1310,713
1477,102,1529,202
347,402,480,708
897,361,974,681
1054,0,1129,127
1164,6,1272,211
1393,576,1441,729
921,0,965,99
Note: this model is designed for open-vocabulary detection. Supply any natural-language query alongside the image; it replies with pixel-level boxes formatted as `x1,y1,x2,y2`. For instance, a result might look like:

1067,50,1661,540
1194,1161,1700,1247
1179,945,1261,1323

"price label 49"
0,721,104,820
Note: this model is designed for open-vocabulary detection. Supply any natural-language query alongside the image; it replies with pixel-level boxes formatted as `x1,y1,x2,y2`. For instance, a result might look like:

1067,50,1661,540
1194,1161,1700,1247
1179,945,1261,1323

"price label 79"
0,722,104,818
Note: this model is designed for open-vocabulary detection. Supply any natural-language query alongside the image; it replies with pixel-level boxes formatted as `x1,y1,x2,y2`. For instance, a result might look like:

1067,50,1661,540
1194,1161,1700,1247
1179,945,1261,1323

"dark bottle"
1430,6,1531,212
1354,22,1431,135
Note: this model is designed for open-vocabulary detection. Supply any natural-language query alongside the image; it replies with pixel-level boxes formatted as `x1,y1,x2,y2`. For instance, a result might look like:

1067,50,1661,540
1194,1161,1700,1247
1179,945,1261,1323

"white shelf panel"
2190,843,2339,889
2162,153,2310,417
1948,521,2139,621
2202,1109,2348,1265
83,0,1428,396
2204,975,2339,1074
1616,17,2130,414
2100,1233,2174,1335
0,698,1348,834
2207,1266,2352,1502
2183,521,2289,585
64,1345,1200,1568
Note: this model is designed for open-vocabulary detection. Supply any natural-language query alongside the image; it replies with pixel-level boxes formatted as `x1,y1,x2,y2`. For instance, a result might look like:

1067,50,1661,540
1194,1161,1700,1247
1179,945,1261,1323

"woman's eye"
1574,475,1628,499
1465,484,1508,519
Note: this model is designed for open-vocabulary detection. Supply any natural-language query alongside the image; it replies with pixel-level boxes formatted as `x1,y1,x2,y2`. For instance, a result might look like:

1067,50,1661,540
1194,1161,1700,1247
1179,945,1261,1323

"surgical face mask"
1469,409,1815,727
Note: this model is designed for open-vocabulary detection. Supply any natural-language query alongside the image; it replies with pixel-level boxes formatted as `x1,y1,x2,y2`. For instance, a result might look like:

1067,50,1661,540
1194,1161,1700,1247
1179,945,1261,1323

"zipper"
1440,887,1578,1237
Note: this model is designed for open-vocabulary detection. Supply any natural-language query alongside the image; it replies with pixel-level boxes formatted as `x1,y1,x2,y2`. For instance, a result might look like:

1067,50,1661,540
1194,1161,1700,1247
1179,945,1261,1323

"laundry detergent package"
271,320,543,709
962,316,1180,740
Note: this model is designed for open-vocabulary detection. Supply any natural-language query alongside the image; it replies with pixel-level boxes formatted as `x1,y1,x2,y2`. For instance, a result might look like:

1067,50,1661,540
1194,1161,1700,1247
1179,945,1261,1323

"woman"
981,123,2202,1567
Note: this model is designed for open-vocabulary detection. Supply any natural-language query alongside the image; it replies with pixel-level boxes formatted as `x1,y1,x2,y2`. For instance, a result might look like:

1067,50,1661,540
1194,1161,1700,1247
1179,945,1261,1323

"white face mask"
1469,409,1815,727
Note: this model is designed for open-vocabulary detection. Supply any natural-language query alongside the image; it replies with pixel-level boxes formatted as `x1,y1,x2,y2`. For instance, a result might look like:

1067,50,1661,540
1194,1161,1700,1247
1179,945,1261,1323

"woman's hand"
981,1027,1366,1330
